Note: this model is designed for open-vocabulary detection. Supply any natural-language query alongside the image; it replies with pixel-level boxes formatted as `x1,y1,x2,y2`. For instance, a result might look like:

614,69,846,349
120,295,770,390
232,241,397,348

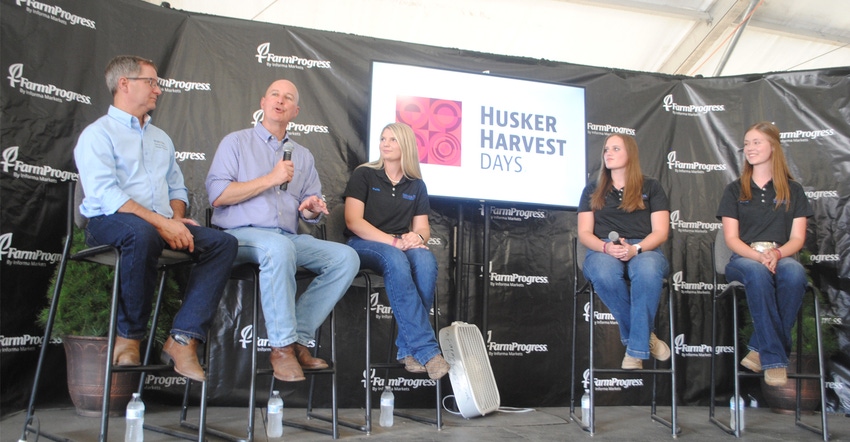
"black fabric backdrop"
2,0,848,415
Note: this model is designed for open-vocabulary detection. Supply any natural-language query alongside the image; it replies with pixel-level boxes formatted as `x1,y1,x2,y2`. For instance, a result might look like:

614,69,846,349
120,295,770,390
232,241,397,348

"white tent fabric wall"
144,0,850,77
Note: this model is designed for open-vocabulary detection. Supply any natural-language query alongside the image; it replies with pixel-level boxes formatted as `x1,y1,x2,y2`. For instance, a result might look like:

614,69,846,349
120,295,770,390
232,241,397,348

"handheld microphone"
608,231,621,245
280,142,294,191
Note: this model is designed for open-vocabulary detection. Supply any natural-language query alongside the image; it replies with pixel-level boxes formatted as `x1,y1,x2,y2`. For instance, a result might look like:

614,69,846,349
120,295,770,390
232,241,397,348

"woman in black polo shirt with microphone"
577,133,671,370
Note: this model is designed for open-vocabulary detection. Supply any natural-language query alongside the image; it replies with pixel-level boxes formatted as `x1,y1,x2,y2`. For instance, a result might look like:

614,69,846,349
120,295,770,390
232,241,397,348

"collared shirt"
342,166,430,237
577,176,669,239
205,123,322,233
716,178,813,244
74,105,188,218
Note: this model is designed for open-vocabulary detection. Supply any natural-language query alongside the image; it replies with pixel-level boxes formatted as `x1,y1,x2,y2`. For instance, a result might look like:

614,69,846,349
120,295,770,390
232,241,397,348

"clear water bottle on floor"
580,389,590,427
125,392,145,442
729,394,745,432
379,386,394,427
748,395,758,409
267,390,283,438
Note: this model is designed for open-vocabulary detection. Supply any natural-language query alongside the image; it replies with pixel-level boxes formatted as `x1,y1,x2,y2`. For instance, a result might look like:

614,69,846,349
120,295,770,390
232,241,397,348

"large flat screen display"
368,61,586,208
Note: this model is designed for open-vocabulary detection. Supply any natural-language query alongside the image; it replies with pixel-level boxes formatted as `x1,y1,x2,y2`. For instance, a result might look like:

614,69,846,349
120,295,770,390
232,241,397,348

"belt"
750,241,779,253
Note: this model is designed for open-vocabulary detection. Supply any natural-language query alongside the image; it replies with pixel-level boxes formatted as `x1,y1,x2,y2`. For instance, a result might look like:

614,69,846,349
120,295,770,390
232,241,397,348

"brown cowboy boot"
113,336,141,366
293,343,329,369
163,335,206,382
270,345,306,382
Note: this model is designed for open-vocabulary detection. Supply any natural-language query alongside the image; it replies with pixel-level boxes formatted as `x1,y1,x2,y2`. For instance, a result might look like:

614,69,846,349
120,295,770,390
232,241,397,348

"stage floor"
4,404,848,441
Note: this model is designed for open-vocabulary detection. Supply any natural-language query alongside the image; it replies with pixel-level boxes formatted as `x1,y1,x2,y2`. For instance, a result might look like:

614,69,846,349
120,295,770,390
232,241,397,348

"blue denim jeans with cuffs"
582,239,669,360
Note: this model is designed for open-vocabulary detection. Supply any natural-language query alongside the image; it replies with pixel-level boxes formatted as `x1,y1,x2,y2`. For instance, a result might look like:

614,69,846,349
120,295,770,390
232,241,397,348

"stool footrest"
393,410,440,427
147,421,219,441
255,366,336,376
113,363,172,373
594,367,673,375
370,362,405,369
308,411,368,432
282,419,335,436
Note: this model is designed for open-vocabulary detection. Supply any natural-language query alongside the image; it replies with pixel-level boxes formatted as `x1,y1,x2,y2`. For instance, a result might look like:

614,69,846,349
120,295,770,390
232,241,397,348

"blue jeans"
227,227,359,348
85,213,238,342
725,254,807,369
582,240,669,359
347,237,440,365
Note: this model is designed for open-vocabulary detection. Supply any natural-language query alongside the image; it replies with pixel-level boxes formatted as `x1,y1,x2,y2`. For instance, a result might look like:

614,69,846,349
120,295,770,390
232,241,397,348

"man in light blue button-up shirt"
205,79,359,382
74,55,237,382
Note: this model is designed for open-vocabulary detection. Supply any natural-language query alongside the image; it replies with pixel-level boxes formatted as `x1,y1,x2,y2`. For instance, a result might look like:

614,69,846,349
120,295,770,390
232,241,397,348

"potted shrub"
38,226,181,417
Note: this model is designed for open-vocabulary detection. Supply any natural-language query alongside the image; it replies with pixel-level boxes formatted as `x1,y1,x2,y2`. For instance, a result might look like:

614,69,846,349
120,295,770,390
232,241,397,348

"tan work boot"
425,354,450,379
400,356,426,373
740,351,762,373
764,367,788,386
649,333,671,361
621,355,643,370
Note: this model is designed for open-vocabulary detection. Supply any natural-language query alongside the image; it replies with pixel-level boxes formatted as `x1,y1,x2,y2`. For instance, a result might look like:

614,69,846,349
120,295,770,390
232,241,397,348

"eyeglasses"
126,77,160,89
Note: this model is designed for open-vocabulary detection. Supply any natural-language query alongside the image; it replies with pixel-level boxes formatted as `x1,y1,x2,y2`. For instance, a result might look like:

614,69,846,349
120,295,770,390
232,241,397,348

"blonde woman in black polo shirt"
343,122,449,380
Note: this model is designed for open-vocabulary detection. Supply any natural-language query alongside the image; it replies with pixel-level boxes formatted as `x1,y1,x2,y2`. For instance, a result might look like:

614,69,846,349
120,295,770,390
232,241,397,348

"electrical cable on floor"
441,394,463,416
442,394,534,416
496,406,535,413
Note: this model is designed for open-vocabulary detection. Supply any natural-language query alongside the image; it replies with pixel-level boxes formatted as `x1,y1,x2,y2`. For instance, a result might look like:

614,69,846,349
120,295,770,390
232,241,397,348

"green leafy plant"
37,226,182,343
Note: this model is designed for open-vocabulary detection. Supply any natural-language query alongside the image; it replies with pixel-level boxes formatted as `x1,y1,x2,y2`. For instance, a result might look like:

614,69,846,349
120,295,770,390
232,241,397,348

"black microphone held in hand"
280,142,294,191
608,231,621,245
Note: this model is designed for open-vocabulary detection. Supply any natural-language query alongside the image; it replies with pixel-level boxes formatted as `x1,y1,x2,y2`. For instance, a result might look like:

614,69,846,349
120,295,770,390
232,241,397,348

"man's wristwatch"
634,244,642,254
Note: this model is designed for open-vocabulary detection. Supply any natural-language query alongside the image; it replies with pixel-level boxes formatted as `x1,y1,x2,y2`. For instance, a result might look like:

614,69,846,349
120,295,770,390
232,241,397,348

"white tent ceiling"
142,0,850,77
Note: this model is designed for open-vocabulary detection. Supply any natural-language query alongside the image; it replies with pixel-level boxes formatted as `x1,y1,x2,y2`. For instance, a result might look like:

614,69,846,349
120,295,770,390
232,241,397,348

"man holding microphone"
205,79,359,382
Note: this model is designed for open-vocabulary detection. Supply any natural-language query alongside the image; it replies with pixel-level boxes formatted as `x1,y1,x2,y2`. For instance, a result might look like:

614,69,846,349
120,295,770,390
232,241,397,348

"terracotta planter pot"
760,353,821,415
63,335,141,417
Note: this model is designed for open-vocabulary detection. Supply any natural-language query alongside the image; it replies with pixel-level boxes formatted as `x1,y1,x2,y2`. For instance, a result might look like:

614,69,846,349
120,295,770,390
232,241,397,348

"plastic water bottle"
748,395,758,409
267,390,283,438
379,386,394,427
580,389,591,427
729,394,745,432
125,392,144,442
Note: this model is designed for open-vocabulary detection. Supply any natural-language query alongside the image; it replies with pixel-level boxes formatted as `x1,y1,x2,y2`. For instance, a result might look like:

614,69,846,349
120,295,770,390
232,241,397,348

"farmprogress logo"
586,122,636,137
486,330,548,357
156,77,211,94
669,271,725,295
1,146,78,183
661,94,725,116
582,369,643,392
780,127,836,143
666,151,727,174
673,334,733,358
249,110,330,136
12,0,96,28
0,233,62,267
362,368,437,392
489,271,549,287
7,64,91,105
254,43,332,70
669,210,722,234
482,205,547,222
